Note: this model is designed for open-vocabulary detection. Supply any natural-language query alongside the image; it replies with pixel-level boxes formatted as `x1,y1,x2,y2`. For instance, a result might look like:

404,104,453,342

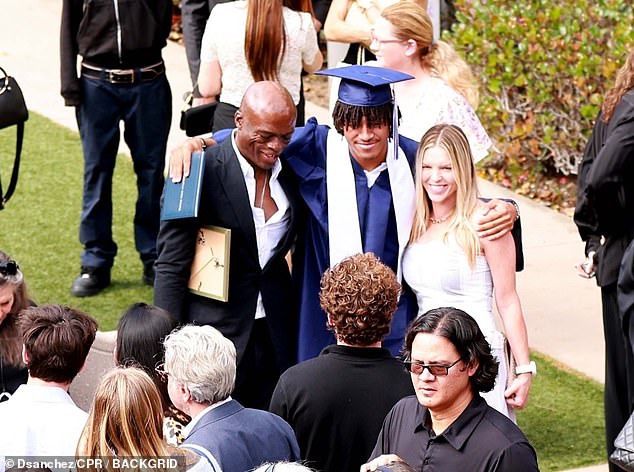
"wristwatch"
515,361,537,376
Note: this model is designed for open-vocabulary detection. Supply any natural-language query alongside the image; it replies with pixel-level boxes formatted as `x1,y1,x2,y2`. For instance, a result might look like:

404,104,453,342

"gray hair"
163,324,236,404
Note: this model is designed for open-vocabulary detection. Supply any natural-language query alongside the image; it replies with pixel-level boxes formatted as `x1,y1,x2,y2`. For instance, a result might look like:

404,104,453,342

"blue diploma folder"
161,151,204,220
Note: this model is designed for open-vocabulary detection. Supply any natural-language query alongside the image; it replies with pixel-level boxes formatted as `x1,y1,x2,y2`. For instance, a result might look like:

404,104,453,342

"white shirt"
231,132,290,319
365,162,388,188
0,384,87,457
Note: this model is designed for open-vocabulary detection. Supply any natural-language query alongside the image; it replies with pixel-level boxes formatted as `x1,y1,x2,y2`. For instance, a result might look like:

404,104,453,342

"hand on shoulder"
474,199,517,241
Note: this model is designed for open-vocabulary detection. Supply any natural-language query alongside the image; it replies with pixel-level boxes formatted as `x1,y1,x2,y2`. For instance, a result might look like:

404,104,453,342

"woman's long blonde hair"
380,2,479,108
409,124,480,267
77,367,171,462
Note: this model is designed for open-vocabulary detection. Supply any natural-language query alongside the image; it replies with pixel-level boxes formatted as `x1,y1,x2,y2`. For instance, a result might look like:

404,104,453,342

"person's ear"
21,344,28,365
234,110,243,130
466,359,479,377
404,39,418,57
179,382,191,403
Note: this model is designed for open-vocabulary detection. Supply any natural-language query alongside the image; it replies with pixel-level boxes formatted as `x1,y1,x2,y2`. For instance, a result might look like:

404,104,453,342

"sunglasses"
0,260,19,277
403,358,462,377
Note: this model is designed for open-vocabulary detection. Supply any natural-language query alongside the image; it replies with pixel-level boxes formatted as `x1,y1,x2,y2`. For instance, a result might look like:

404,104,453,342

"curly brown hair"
319,253,401,346
602,49,634,123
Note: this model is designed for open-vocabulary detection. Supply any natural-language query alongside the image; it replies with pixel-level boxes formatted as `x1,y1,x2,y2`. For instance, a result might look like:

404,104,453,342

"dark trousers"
233,319,280,411
602,284,634,471
76,73,171,268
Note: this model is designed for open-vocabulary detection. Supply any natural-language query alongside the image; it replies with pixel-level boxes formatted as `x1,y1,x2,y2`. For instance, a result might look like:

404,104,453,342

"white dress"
397,76,492,163
199,1,319,106
402,238,514,419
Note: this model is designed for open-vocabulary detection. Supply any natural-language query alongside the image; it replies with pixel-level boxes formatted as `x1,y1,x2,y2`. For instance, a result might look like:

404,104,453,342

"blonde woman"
371,2,491,161
401,124,532,419
77,367,218,472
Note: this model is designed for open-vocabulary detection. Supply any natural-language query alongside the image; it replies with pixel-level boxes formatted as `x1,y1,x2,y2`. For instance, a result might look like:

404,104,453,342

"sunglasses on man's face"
0,261,19,277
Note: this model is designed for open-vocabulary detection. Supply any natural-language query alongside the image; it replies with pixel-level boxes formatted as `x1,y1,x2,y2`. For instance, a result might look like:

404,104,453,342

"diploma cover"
188,225,231,301
161,151,205,220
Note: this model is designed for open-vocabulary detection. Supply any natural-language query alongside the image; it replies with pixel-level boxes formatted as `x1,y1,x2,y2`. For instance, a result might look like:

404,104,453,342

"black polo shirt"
270,345,414,472
369,395,539,471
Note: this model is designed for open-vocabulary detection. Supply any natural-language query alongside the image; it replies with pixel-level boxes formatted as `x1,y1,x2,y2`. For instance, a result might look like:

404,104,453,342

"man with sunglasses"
362,307,538,472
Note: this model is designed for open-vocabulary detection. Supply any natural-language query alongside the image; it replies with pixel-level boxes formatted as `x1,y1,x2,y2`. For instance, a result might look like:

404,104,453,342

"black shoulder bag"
0,66,29,209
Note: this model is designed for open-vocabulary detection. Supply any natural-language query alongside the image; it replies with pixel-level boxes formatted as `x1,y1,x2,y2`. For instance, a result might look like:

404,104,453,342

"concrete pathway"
0,1,608,470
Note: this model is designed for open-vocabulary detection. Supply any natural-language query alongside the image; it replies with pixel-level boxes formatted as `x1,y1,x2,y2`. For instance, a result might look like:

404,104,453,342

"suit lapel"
217,139,259,263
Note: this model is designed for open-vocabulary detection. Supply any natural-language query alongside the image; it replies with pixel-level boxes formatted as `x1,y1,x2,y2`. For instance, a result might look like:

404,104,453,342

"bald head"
239,81,296,124
234,81,297,171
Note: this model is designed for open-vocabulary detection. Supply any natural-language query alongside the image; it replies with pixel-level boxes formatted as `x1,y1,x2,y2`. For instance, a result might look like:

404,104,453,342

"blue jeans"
77,73,171,268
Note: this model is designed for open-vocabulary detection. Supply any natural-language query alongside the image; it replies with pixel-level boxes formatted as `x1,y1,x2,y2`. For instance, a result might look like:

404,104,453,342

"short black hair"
403,307,498,392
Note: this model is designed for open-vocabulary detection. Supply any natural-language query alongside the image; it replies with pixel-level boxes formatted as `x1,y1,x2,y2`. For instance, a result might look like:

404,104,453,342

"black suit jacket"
575,90,634,286
154,138,302,371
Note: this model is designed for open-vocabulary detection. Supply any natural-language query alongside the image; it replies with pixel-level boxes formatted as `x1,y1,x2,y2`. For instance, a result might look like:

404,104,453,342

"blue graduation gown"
283,118,419,361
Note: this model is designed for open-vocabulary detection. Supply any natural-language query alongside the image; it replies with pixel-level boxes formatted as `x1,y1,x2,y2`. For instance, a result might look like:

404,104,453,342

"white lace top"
199,1,319,106
397,76,492,163
402,238,497,339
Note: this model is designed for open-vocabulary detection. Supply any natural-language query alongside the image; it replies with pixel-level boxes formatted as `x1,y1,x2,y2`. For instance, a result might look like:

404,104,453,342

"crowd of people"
2,0,632,470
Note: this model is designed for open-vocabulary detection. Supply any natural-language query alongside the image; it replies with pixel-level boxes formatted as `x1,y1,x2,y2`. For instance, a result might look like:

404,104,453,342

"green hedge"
445,0,634,179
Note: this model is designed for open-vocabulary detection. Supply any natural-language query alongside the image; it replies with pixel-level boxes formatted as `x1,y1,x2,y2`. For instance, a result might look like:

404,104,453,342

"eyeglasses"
403,358,462,376
155,362,169,382
370,35,404,48
0,261,19,277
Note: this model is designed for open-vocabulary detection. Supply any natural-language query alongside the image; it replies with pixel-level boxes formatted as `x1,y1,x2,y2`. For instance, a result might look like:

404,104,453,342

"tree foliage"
444,0,633,208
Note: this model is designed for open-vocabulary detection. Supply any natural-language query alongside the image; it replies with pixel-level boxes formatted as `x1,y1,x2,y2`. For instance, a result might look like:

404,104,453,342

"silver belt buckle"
108,69,135,83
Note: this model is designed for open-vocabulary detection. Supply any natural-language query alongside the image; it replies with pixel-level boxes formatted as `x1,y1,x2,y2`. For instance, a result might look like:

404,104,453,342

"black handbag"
610,412,634,471
0,66,28,209
179,91,217,137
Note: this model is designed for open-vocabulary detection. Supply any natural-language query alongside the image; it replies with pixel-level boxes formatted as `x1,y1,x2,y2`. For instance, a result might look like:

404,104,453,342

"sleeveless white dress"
402,238,514,420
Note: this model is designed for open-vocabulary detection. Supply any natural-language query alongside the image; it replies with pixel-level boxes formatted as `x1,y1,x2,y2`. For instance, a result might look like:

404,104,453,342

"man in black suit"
154,81,302,410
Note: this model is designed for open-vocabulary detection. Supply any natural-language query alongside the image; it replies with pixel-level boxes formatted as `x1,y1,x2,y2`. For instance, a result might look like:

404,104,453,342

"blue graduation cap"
316,65,414,156
316,64,413,107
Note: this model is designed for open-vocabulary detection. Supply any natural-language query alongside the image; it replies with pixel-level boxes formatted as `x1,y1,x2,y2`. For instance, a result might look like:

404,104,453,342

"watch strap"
515,361,537,376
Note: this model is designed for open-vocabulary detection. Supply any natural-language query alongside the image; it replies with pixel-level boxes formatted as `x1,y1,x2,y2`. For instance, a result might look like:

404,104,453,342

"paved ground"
0,1,608,470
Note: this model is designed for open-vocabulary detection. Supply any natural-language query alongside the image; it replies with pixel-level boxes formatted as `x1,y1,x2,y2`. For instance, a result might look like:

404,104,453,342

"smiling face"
234,107,295,171
0,283,15,325
233,82,296,172
343,116,390,171
410,332,476,414
421,145,457,209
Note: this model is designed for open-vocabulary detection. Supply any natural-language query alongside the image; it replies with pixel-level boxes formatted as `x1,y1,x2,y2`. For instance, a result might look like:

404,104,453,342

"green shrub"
445,0,634,185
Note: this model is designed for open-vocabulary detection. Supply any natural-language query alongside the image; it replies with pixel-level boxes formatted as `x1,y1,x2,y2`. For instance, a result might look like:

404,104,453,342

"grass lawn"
0,111,153,330
0,112,606,471
518,352,606,471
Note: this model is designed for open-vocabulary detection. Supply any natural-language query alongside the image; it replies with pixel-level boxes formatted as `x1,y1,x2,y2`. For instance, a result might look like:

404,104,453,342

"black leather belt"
81,62,165,84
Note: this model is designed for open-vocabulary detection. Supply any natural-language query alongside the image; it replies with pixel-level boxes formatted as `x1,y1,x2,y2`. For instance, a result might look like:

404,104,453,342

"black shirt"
369,395,539,471
270,344,414,472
